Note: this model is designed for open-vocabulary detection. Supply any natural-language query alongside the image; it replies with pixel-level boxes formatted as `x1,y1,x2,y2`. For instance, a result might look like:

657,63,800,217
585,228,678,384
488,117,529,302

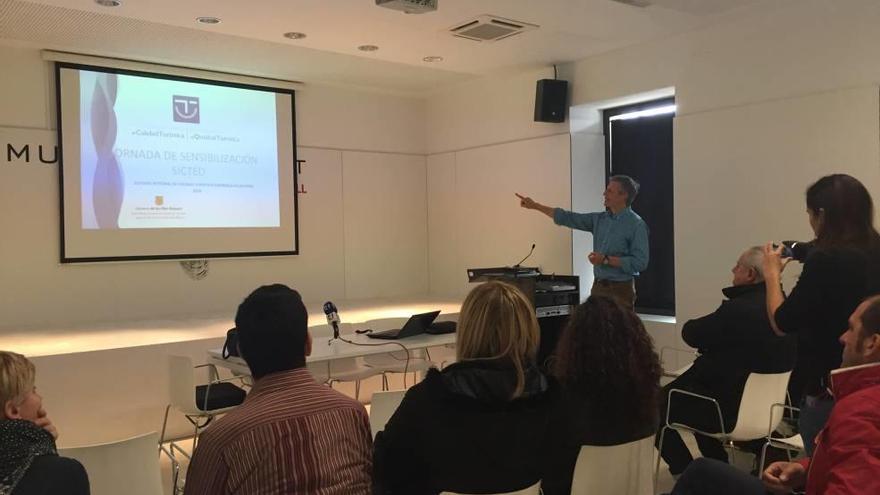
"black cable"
336,335,412,388
553,64,557,80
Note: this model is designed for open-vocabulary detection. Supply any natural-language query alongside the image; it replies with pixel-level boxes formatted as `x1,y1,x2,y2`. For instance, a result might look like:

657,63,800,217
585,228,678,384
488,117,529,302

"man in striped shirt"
184,284,372,495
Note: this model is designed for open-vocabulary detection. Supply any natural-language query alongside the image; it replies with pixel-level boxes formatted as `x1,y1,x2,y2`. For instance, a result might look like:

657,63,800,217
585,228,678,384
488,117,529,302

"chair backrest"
168,355,197,414
570,435,654,495
59,432,163,495
440,481,542,495
369,389,406,438
729,371,792,440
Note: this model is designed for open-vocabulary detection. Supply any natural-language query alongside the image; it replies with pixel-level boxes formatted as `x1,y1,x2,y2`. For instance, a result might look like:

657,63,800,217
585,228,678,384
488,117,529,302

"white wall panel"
674,86,880,323
427,133,572,297
426,152,461,296
342,151,428,299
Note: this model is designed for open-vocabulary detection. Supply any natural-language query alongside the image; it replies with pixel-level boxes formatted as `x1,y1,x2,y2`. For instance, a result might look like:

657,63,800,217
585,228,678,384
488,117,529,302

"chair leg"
159,404,172,447
759,442,770,476
655,425,668,493
191,416,200,451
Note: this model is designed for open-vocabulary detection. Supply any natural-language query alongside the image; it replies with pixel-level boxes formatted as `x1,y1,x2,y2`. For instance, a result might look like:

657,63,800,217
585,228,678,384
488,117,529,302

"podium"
467,267,579,368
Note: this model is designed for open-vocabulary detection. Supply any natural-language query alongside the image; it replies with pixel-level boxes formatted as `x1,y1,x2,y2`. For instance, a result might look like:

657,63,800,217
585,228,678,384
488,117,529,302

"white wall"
426,67,569,154
0,44,430,330
427,134,573,297
561,0,880,329
424,66,575,298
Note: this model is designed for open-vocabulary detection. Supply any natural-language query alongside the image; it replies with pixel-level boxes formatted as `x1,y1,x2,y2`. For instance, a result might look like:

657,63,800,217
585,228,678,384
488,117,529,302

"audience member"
658,247,796,475
669,294,880,495
372,281,558,495
541,295,662,495
0,351,89,495
184,284,372,495
763,174,880,453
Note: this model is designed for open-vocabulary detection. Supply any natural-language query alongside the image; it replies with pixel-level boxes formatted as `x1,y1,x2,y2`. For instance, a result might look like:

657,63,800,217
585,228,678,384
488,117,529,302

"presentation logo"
172,95,200,123
155,195,164,206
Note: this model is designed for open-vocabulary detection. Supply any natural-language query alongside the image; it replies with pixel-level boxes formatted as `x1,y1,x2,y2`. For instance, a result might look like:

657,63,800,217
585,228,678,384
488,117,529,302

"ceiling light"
94,0,121,6
423,56,444,62
358,45,380,52
283,32,307,40
196,16,221,25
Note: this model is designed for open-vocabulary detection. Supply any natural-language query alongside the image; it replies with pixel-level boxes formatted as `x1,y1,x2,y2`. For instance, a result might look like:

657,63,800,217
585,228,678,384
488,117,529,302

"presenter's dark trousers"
669,458,766,495
591,279,635,308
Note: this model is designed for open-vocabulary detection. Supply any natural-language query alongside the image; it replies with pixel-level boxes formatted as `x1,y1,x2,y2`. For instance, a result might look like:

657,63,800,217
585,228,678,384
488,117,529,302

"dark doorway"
603,97,675,315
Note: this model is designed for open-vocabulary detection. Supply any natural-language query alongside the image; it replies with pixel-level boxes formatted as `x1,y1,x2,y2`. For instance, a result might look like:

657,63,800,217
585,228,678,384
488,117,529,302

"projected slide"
58,62,298,262
79,71,280,229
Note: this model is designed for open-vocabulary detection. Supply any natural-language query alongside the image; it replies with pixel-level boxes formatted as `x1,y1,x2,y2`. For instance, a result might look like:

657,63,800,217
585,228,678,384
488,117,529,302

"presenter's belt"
594,279,633,286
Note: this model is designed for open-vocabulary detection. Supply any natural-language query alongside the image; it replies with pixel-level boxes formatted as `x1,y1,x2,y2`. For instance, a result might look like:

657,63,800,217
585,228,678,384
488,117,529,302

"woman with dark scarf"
372,281,559,495
0,351,89,495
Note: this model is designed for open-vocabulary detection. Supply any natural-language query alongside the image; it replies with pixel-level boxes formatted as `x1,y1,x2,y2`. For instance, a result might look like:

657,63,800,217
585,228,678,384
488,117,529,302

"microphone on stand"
513,243,536,268
323,301,341,342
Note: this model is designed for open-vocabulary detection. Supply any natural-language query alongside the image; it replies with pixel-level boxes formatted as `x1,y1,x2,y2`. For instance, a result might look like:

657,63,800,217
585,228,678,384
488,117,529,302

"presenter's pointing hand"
515,193,537,210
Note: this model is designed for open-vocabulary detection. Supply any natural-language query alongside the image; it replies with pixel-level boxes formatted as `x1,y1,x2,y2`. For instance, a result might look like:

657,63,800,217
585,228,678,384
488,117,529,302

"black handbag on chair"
222,328,240,358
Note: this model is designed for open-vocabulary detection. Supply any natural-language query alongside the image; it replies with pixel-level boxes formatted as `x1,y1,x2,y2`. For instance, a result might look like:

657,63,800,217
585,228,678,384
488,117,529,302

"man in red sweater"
669,294,880,495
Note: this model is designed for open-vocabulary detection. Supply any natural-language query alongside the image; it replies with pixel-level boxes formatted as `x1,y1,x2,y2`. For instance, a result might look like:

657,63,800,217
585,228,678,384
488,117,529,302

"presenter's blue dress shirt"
553,206,649,282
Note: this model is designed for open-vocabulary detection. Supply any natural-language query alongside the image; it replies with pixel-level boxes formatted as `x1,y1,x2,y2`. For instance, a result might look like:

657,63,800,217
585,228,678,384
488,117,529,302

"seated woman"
0,351,89,495
541,295,662,495
372,281,559,495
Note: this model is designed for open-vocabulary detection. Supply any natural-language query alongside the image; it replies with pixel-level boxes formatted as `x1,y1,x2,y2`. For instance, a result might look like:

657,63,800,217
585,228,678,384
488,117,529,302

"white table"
207,332,457,376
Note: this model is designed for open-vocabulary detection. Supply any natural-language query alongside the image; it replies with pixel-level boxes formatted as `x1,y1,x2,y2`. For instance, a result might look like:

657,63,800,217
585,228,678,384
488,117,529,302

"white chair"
759,403,805,471
364,351,437,388
59,432,164,495
440,481,542,495
311,323,386,398
570,435,654,495
655,371,792,485
369,389,406,438
159,355,246,452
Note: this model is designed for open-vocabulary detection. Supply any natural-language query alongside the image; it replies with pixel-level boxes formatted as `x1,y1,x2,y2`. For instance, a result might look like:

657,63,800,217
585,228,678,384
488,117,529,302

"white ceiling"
0,0,767,95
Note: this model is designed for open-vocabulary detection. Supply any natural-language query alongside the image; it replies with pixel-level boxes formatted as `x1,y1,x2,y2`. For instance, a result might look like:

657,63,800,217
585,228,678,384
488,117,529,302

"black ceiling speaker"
534,79,568,123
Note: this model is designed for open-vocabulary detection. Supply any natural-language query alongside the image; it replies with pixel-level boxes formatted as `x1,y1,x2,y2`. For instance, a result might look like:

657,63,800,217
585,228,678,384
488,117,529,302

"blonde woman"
372,281,558,495
0,351,89,495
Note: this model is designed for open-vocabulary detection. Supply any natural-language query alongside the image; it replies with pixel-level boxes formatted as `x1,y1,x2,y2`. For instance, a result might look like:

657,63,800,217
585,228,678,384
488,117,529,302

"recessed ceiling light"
196,16,221,25
95,0,121,6
423,56,444,62
358,45,380,52
283,32,307,40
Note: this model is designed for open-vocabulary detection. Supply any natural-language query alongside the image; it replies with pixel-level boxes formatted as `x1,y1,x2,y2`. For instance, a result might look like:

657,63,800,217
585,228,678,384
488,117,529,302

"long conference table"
207,331,457,376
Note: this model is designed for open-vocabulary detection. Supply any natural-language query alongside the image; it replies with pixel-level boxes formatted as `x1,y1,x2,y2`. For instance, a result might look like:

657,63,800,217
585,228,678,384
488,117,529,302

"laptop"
367,310,441,340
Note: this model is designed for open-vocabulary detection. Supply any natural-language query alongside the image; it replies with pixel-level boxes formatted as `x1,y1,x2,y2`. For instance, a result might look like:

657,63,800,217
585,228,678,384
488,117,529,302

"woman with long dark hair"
763,173,880,454
541,295,662,495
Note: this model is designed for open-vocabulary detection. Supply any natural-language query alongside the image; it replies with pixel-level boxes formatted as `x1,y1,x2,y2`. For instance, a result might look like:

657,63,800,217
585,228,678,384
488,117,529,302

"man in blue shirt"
516,175,649,308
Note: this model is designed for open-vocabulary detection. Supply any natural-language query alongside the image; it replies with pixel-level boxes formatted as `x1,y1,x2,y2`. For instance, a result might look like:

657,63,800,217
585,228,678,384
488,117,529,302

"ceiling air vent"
448,15,538,42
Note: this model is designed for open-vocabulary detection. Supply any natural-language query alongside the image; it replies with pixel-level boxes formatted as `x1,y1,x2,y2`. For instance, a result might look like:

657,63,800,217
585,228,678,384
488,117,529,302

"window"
603,97,675,315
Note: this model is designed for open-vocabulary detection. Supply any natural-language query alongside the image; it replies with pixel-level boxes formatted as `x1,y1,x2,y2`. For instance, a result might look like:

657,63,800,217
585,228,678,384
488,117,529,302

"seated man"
669,294,880,495
184,284,372,495
657,246,796,476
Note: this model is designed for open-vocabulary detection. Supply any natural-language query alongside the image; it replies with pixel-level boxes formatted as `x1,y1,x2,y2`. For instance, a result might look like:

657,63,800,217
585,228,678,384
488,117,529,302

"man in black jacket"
656,246,796,476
